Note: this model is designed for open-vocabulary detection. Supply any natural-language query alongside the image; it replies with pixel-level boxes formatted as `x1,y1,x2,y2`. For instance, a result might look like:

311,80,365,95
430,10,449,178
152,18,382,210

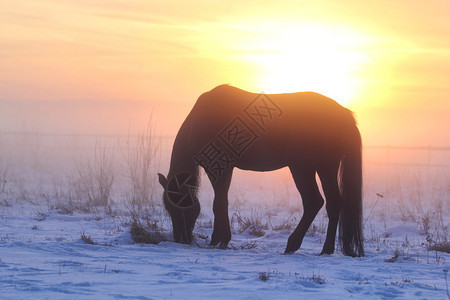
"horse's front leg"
211,197,231,249
209,170,233,249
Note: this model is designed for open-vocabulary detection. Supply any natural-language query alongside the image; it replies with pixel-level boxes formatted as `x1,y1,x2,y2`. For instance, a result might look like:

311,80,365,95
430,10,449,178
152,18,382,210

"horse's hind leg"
285,166,324,254
317,162,341,255
209,169,233,249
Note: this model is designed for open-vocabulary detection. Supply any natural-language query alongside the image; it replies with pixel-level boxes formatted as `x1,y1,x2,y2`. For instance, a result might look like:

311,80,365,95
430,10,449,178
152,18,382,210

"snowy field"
0,133,449,299
0,197,449,299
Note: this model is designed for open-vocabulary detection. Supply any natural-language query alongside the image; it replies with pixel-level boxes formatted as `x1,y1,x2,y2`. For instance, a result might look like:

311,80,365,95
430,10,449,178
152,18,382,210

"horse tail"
338,120,364,257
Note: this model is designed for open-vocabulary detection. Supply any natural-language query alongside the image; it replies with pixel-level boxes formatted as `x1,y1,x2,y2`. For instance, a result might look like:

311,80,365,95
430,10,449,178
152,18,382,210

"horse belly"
234,140,289,171
235,159,287,171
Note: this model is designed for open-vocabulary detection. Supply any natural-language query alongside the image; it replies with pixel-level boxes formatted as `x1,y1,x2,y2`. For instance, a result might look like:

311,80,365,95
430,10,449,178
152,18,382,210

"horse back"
179,85,357,170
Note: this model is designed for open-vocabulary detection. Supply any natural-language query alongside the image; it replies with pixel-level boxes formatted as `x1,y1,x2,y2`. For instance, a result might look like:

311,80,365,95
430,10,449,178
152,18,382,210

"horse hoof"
284,248,295,255
219,242,228,250
284,242,300,254
210,240,219,247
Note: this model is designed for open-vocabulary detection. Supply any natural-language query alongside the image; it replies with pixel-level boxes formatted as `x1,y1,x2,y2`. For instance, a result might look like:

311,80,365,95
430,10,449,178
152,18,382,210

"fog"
0,97,448,210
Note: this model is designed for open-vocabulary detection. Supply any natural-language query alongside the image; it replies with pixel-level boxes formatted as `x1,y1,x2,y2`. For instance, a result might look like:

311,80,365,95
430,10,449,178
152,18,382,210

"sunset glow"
233,23,370,105
1,0,450,146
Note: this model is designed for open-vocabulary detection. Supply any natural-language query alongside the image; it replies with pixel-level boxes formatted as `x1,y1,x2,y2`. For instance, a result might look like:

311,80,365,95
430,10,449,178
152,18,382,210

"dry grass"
258,272,269,281
233,211,268,237
385,249,400,263
0,161,9,195
81,232,95,245
230,240,262,250
75,141,115,208
270,212,296,231
302,272,326,285
427,241,450,254
129,217,166,245
122,117,159,208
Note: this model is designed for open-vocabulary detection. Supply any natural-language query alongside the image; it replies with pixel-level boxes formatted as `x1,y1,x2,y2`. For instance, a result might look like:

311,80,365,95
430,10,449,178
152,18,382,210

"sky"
1,0,449,145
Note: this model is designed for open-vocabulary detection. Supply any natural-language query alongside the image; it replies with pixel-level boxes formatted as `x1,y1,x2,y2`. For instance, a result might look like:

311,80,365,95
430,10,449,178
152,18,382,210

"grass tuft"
259,272,269,281
385,249,400,263
130,218,165,245
233,212,268,237
295,272,326,285
428,241,450,253
306,273,326,285
81,233,95,245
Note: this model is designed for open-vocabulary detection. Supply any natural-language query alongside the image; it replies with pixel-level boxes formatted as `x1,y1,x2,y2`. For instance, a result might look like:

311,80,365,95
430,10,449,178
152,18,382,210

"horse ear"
158,173,167,187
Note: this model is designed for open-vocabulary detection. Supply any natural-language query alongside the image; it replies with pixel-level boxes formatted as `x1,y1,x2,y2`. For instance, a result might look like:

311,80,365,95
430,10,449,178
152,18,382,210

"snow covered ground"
0,194,448,299
0,134,449,299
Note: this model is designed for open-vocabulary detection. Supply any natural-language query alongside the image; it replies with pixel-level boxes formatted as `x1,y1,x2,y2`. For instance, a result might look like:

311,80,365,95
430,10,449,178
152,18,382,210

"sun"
238,23,370,106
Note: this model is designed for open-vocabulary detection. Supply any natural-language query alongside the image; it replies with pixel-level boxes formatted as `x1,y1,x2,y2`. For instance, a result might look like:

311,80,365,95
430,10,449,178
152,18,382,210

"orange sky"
1,0,449,145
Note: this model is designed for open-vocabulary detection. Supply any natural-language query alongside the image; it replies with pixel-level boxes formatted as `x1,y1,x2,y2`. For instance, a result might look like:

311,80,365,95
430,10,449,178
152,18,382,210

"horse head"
158,172,200,244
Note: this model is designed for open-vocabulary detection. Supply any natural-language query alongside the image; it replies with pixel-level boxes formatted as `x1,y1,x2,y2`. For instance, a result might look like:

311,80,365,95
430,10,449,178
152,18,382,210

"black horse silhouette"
158,84,364,257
